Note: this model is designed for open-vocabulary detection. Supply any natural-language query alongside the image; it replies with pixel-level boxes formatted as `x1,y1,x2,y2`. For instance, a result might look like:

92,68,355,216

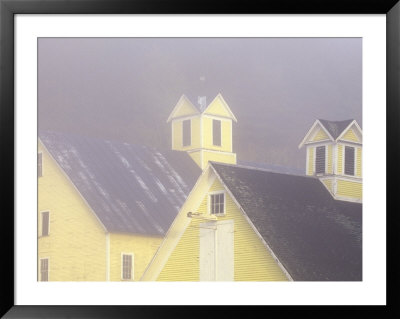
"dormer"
167,93,237,170
299,119,362,203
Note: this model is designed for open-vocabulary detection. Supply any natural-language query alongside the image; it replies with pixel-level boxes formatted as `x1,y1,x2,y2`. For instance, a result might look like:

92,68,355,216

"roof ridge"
210,161,313,179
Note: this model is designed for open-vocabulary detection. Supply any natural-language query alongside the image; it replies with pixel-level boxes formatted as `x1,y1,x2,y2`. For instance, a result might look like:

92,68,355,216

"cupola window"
315,146,326,175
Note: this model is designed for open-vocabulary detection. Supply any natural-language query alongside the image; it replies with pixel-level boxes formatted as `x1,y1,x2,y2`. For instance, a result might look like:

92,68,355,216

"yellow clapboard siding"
191,117,201,149
172,120,182,150
109,233,162,281
204,96,232,118
202,117,232,152
311,128,329,142
158,179,288,281
337,144,343,175
341,128,359,143
322,179,333,193
356,147,362,177
337,179,362,200
307,147,314,176
221,120,232,152
172,117,201,151
174,98,199,118
38,143,107,281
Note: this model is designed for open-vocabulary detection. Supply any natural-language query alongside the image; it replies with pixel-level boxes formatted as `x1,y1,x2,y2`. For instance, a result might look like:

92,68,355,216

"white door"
200,220,234,281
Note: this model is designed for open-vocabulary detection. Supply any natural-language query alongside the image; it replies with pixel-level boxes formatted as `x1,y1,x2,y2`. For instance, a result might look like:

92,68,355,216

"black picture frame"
1,1,398,318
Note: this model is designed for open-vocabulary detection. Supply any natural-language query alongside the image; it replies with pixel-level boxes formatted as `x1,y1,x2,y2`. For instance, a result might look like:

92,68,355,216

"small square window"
210,193,225,215
122,254,133,280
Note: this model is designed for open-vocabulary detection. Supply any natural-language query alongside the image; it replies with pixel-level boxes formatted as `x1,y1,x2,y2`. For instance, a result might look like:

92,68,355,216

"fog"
38,38,362,170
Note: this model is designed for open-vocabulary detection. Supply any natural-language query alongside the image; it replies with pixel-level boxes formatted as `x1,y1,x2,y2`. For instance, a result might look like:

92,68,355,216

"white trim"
298,120,334,149
202,113,235,122
303,140,335,148
38,140,108,233
200,115,203,149
140,163,216,280
39,210,50,237
334,143,339,175
171,120,174,150
38,151,43,177
166,94,200,123
336,120,363,143
39,257,49,282
121,252,134,281
209,166,294,281
187,148,235,156
332,143,336,175
171,113,201,122
336,175,362,183
202,93,238,122
106,233,110,281
312,145,316,175
230,119,233,153
306,146,309,175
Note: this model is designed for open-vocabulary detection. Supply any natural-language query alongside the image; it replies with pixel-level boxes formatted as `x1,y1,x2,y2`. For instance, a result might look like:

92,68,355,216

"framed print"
1,0,399,318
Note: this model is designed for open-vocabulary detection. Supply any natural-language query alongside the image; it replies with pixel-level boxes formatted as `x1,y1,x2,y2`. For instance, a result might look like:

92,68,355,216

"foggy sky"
38,38,362,170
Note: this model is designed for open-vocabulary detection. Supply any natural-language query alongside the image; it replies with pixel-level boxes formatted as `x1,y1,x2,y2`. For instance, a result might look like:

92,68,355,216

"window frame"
212,119,222,147
344,145,356,176
314,145,326,175
182,119,191,147
121,253,134,281
40,211,50,237
208,191,226,216
39,257,49,281
38,152,43,177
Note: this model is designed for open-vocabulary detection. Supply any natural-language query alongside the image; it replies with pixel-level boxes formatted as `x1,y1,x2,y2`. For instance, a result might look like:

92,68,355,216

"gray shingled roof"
211,162,362,281
318,119,354,140
39,131,201,236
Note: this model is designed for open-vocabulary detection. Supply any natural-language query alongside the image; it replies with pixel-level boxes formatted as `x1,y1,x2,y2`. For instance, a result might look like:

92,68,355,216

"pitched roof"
211,162,362,281
39,131,201,236
318,119,354,140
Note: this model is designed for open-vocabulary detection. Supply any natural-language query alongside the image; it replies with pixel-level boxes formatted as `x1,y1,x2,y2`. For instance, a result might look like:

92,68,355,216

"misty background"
38,38,362,170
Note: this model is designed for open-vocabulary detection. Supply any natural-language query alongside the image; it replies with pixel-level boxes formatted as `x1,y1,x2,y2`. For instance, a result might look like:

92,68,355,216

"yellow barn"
299,119,362,202
38,131,200,281
142,162,362,281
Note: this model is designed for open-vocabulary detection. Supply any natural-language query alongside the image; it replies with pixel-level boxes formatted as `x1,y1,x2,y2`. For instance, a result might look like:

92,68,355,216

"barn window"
41,211,49,236
344,146,355,176
122,254,134,280
213,119,221,146
210,192,225,215
315,146,326,175
40,258,49,281
182,119,191,147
